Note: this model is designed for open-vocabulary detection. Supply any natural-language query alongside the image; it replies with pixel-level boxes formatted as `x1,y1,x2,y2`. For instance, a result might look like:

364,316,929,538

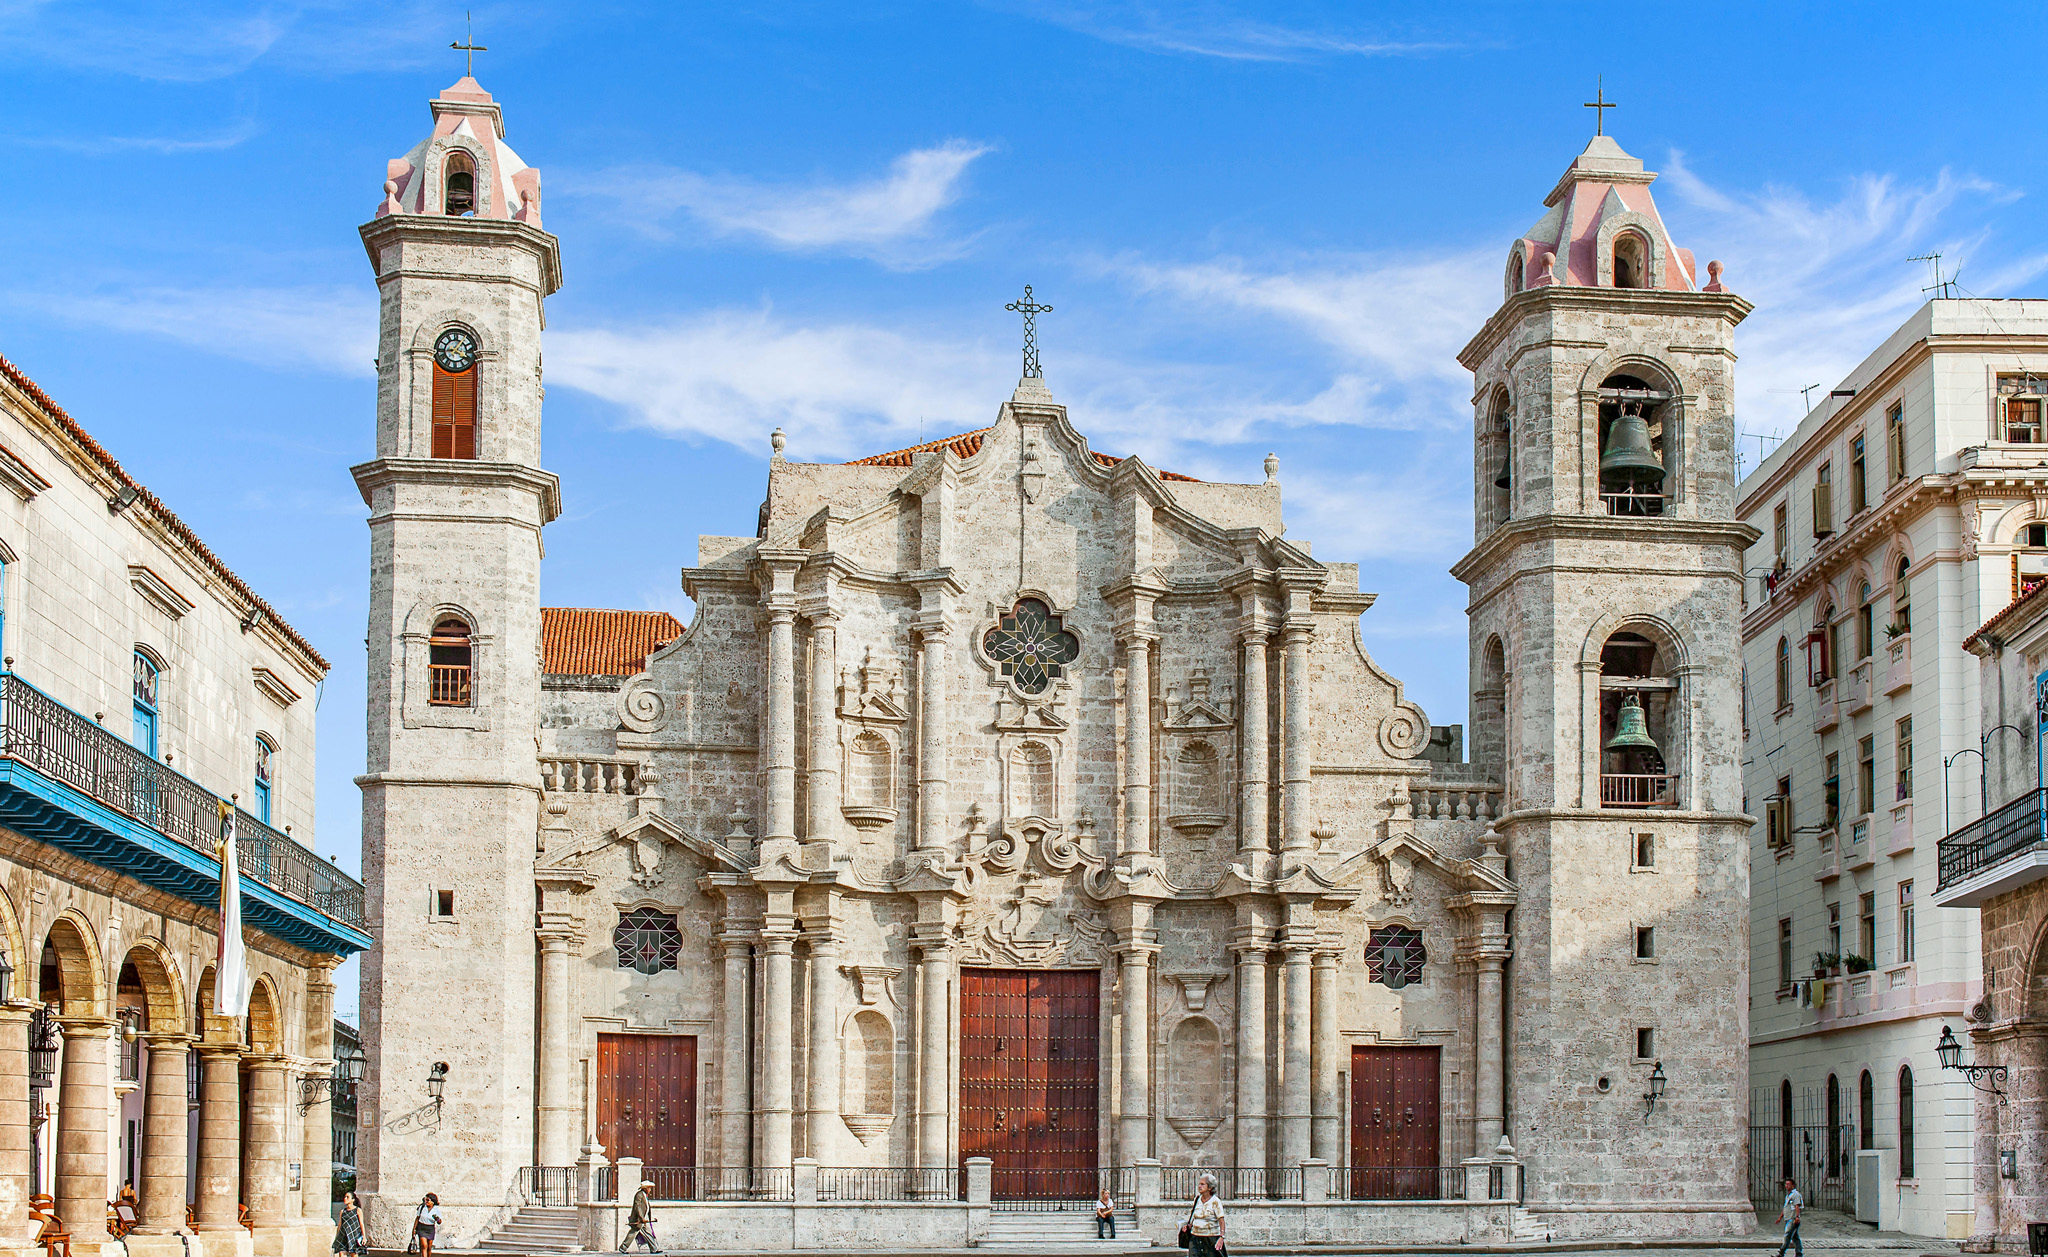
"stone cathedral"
355,77,1756,1249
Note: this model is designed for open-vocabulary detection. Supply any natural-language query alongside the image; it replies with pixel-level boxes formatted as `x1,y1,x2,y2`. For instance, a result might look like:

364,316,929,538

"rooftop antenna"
1908,252,1958,300
451,11,487,79
1799,384,1823,414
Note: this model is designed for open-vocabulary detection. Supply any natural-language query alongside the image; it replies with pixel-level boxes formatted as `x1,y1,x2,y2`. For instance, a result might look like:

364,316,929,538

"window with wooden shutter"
431,363,478,460
1886,404,1905,483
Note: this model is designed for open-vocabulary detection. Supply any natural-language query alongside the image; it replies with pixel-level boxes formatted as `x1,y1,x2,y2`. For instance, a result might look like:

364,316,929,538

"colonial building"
0,352,369,1257
355,78,1753,1249
1735,301,2048,1237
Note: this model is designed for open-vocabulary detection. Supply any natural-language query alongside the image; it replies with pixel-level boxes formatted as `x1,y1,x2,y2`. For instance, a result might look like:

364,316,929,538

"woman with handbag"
411,1193,442,1257
1178,1174,1226,1257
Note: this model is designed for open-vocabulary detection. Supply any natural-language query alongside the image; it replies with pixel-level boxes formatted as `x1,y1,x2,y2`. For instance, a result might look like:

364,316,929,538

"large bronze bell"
1600,402,1665,489
1605,693,1660,753
1493,451,1511,490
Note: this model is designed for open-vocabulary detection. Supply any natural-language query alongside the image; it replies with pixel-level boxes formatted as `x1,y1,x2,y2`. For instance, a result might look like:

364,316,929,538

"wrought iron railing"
818,1167,959,1201
1748,1124,1856,1214
1938,787,2048,891
1158,1165,1479,1204
0,671,363,927
518,1166,575,1207
988,1165,1127,1210
643,1166,792,1202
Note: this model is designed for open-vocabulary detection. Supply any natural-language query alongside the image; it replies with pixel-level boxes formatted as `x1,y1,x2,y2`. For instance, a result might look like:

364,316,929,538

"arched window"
132,651,160,758
848,731,892,810
443,151,477,216
1825,1074,1842,1178
431,329,479,460
1614,231,1649,289
1008,741,1054,817
1597,372,1667,516
1856,581,1874,659
1893,557,1911,635
1824,604,1841,682
429,617,473,707
1859,1069,1874,1150
1897,1066,1915,1178
1488,388,1513,524
1775,637,1791,710
1599,630,1676,808
1505,248,1525,299
253,736,274,826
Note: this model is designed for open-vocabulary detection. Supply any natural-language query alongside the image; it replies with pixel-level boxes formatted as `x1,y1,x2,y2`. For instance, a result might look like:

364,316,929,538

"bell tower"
351,75,561,1246
1450,132,1759,1237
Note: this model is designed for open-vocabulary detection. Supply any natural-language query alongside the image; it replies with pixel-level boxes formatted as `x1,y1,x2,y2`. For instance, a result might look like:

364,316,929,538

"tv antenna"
1908,252,1959,300
1799,384,1823,414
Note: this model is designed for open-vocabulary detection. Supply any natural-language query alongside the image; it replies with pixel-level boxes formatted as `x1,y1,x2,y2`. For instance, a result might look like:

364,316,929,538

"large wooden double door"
1350,1045,1441,1200
959,968,1099,1199
598,1033,697,1175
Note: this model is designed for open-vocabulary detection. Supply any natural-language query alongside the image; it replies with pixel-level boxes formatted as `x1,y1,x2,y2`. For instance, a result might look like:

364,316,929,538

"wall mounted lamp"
1937,1024,2008,1105
1642,1060,1667,1121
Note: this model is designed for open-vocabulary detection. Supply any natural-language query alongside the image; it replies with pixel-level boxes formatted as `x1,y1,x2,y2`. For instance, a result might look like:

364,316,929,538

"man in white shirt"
1776,1177,1803,1257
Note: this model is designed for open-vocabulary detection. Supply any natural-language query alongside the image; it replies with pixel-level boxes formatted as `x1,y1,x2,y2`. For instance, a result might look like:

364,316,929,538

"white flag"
214,800,252,1018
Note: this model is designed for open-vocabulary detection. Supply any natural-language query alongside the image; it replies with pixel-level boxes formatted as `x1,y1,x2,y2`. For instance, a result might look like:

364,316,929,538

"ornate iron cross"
451,11,488,78
1583,76,1616,136
1005,285,1053,379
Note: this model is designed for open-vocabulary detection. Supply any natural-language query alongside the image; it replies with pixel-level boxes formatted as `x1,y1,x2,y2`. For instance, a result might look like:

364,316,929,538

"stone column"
242,1055,288,1227
717,937,751,1170
1310,949,1341,1163
1278,944,1313,1165
537,920,580,1166
915,942,953,1170
1232,944,1268,1170
806,612,839,852
759,934,796,1168
804,931,839,1165
764,606,799,844
0,1007,31,1240
1122,634,1155,858
1117,937,1156,1165
1238,630,1270,853
135,1035,190,1234
916,627,951,853
1474,955,1506,1154
1280,624,1313,852
52,1017,111,1236
300,966,337,1225
194,1045,243,1231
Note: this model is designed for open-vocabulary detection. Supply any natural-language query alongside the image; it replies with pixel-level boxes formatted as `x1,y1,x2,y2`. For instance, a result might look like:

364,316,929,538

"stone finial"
770,428,788,460
1703,259,1728,293
378,179,402,218
1263,453,1280,485
1531,251,1558,288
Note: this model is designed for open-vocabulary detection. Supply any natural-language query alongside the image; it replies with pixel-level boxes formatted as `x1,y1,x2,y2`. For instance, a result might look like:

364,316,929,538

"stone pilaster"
1279,620,1314,853
536,914,582,1166
134,1035,190,1234
716,934,752,1171
1121,632,1156,859
194,1045,243,1230
761,598,801,848
1115,919,1160,1166
1473,954,1507,1154
1310,947,1341,1163
803,927,840,1165
804,609,840,856
52,1017,111,1236
915,624,952,855
1236,626,1271,854
758,929,797,1169
1277,940,1314,1165
299,964,338,1225
1231,939,1269,1171
914,937,954,1171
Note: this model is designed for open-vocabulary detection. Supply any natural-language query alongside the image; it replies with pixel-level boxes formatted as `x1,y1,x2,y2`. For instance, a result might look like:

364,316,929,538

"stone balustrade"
1411,783,1505,822
542,756,641,795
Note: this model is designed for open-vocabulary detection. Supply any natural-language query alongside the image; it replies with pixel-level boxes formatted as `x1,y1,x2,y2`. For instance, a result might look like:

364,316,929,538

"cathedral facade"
355,79,1755,1248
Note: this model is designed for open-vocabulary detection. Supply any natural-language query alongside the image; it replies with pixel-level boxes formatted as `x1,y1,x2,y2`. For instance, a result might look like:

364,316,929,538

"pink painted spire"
1502,134,1697,300
373,77,543,227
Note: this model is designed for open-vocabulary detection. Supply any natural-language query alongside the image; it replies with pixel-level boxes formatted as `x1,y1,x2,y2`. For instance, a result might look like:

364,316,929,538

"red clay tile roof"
848,429,1199,481
1966,579,2048,652
542,608,686,676
0,353,329,673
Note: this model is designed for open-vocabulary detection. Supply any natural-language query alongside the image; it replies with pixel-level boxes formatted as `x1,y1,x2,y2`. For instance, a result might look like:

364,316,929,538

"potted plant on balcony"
1884,621,1908,640
1844,953,1874,974
1812,951,1843,978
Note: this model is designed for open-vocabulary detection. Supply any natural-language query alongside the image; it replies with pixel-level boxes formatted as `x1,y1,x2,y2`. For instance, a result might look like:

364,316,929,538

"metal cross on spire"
1005,285,1053,379
1583,76,1616,136
451,11,488,78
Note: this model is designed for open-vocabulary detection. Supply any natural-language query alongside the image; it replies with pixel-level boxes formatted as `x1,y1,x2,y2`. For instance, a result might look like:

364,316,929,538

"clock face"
434,329,478,373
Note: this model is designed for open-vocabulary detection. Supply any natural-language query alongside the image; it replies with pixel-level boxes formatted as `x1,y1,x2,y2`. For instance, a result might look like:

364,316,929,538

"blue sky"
5,2,2046,1016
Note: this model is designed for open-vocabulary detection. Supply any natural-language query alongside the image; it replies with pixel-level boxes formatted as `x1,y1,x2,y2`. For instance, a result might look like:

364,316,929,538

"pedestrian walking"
410,1193,441,1257
332,1192,367,1257
1095,1185,1116,1240
1177,1173,1226,1257
620,1179,661,1254
1776,1177,1803,1257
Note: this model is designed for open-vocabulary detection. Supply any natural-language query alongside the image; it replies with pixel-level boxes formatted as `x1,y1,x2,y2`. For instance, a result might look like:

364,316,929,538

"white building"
1736,299,2048,1238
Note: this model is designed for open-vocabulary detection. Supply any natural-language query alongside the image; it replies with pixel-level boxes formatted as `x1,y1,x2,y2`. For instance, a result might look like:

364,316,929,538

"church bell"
1604,693,1660,753
1599,402,1665,489
1492,451,1511,490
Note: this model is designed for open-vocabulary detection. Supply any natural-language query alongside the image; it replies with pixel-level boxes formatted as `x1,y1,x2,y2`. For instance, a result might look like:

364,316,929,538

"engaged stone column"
804,931,839,1165
1278,943,1313,1166
194,1045,243,1230
135,1035,191,1234
805,612,839,853
760,933,796,1168
916,627,951,854
53,1018,112,1235
764,605,800,844
537,919,580,1166
1237,628,1270,853
1231,943,1268,1171
1122,633,1156,858
1280,622,1313,852
1117,938,1157,1165
916,942,953,1170
0,1007,30,1241
300,966,338,1225
1474,955,1506,1154
243,1055,288,1227
1310,949,1341,1163
717,937,751,1170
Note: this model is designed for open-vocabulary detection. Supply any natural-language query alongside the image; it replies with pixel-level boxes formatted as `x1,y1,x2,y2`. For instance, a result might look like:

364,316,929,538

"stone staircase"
1509,1206,1548,1244
479,1205,583,1254
980,1208,1149,1250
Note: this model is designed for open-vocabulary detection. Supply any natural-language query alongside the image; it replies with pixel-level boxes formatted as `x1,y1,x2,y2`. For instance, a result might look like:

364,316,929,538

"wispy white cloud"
3,118,261,154
9,286,376,377
1005,1,1449,61
571,141,992,268
0,1,463,82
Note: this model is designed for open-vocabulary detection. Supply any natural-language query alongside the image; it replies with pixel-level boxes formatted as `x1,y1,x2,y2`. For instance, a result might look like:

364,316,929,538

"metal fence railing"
0,671,364,927
1748,1124,1857,1215
1155,1165,1484,1204
1938,787,2047,891
518,1166,575,1206
818,1167,959,1201
644,1166,793,1202
987,1166,1120,1210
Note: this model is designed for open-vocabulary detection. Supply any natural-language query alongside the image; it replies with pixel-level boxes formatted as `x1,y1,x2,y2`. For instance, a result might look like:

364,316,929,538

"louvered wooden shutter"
431,364,478,460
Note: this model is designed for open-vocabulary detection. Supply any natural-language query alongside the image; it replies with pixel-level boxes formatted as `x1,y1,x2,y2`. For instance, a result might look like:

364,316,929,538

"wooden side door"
598,1034,698,1189
959,968,1099,1199
1350,1045,1441,1200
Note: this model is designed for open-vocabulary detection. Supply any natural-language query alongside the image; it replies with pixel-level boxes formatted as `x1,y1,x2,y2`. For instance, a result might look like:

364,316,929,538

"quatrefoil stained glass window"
1364,926,1427,990
614,908,682,975
983,598,1080,695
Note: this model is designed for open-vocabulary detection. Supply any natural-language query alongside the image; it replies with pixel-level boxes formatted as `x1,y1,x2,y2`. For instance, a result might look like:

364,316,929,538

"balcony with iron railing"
1934,787,2048,908
0,670,368,954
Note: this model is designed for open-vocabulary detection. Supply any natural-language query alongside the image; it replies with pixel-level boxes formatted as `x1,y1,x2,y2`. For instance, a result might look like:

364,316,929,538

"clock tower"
351,75,561,1247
